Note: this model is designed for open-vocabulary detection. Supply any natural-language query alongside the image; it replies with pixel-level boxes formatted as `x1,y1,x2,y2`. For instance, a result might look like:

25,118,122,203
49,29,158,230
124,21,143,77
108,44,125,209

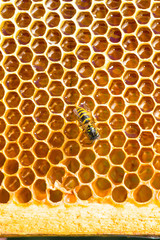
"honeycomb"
0,0,160,206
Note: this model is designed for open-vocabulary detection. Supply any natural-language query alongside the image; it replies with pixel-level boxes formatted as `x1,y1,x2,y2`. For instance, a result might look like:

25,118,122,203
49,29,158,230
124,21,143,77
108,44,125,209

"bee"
74,106,100,141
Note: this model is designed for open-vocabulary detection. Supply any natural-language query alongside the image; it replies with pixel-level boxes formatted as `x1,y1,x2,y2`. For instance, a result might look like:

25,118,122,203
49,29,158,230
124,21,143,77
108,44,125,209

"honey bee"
74,106,100,141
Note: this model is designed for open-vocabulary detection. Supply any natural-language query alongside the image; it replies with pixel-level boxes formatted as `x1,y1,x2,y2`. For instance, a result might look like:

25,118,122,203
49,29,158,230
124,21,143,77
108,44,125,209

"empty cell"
79,149,95,165
112,186,127,203
64,123,79,139
138,165,153,181
77,185,92,200
5,176,20,192
33,160,50,177
123,157,139,172
48,149,63,165
19,167,35,186
63,141,80,156
109,166,124,185
63,158,80,173
49,189,63,203
138,148,154,163
33,179,46,201
15,187,32,203
124,173,139,190
109,149,125,165
19,151,34,166
94,158,110,175
92,178,111,197
133,185,152,203
47,167,65,185
63,176,79,190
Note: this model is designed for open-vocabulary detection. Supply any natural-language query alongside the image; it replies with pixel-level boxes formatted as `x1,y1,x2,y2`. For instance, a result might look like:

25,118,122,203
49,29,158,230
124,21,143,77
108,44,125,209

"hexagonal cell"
48,63,64,79
133,185,152,203
107,12,122,26
106,0,121,10
45,0,60,10
138,165,154,181
62,54,77,69
30,21,46,37
46,29,62,44
34,73,49,88
92,178,111,197
107,62,124,78
152,3,160,18
33,179,47,201
18,65,34,80
47,46,61,62
76,46,91,61
20,117,35,132
136,0,150,9
18,150,34,166
136,11,150,24
124,140,140,155
20,99,35,115
5,176,20,192
138,96,155,112
15,187,32,203
94,140,110,156
16,13,31,28
79,149,95,166
78,132,94,147
110,149,125,165
64,106,77,122
5,109,21,124
138,79,154,94
0,189,10,203
5,143,20,158
63,141,80,156
107,45,123,60
34,142,49,158
19,82,35,98
4,56,19,72
48,98,64,113
64,123,79,139
34,90,49,106
61,37,76,52
124,106,141,121
61,20,76,35
153,156,160,170
151,173,160,190
77,185,92,200
77,12,93,27
123,53,139,69
92,4,108,18
96,123,110,138
1,21,15,36
4,160,19,175
94,106,110,121
124,173,139,190
137,27,152,42
0,119,6,134
92,37,108,52
48,115,64,131
63,158,80,173
49,189,63,203
16,0,32,10
31,38,47,54
33,124,49,140
93,70,108,86
17,47,33,63
78,80,94,96
124,88,140,103
79,167,94,183
48,132,64,148
123,157,139,172
94,89,110,104
16,30,31,45
112,186,127,203
153,123,160,136
19,133,35,149
109,97,125,112
138,44,153,59
5,126,20,141
63,71,78,87
76,0,91,9
121,19,137,33
109,80,125,95
109,114,125,130
139,132,154,146
122,36,138,51
33,159,50,177
32,55,48,71
2,38,16,54
123,70,139,85
1,4,15,19
46,12,60,27
124,123,140,138
110,132,126,147
5,74,20,90
5,92,21,108
153,139,160,154
138,148,154,163
78,63,93,78
31,4,45,18
47,166,65,185
109,166,124,185
121,3,135,16
94,158,110,175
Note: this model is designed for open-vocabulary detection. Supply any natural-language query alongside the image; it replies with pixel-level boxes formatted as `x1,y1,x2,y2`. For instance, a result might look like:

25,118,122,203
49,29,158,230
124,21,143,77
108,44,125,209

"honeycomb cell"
1,21,15,36
31,4,45,18
19,133,35,149
16,187,32,203
123,53,139,68
63,141,80,156
5,143,20,158
121,19,137,33
48,132,64,148
121,3,135,16
16,13,31,28
5,176,20,192
110,132,126,147
92,178,111,197
19,151,34,166
154,106,160,121
63,71,78,87
78,63,93,78
18,65,34,80
123,157,139,172
138,44,153,60
134,185,152,203
139,132,154,146
46,29,62,44
33,124,49,140
16,30,31,45
107,45,123,60
124,106,141,121
94,89,110,104
33,159,50,177
94,158,110,175
19,82,35,98
47,166,65,185
122,36,138,51
47,46,61,62
107,28,122,43
109,114,125,130
31,21,46,37
138,79,154,94
107,62,124,78
92,4,108,18
96,123,110,139
77,185,92,200
20,117,35,132
136,11,150,24
92,54,105,68
61,37,76,52
5,92,21,108
32,56,48,71
124,174,139,190
76,0,91,9
16,0,32,10
137,27,152,42
153,123,160,136
45,0,60,10
94,106,110,121
78,149,95,166
107,12,122,26
152,3,160,18
138,97,155,112
63,158,80,173
63,176,79,190
2,38,16,54
17,47,33,63
33,179,46,201
78,80,94,96
49,189,63,203
5,74,20,90
5,109,21,124
153,140,160,154
64,106,77,122
124,140,140,155
34,142,49,158
20,100,35,115
124,88,140,103
76,29,91,43
109,80,124,95
61,21,76,35
77,12,93,27
94,140,110,156
48,149,63,165
109,166,124,185
5,126,20,141
62,54,77,69
34,90,49,106
1,4,15,18
48,115,64,131
92,37,108,52
124,123,140,138
93,70,108,86
123,70,139,85
48,63,64,79
48,98,64,113
46,12,60,28
0,102,5,117
64,123,79,139
34,73,49,88
106,0,121,10
109,97,125,112
4,56,19,72
138,165,153,181
31,39,47,54
153,156,160,170
112,186,127,203
110,149,125,165
92,21,108,35
61,3,76,19
0,189,10,203
0,119,6,133
138,148,154,163
4,160,19,175
136,0,150,9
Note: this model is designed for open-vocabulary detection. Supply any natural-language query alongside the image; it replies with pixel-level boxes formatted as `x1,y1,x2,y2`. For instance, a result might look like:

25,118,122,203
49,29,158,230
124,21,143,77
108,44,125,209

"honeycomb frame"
1,0,160,236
